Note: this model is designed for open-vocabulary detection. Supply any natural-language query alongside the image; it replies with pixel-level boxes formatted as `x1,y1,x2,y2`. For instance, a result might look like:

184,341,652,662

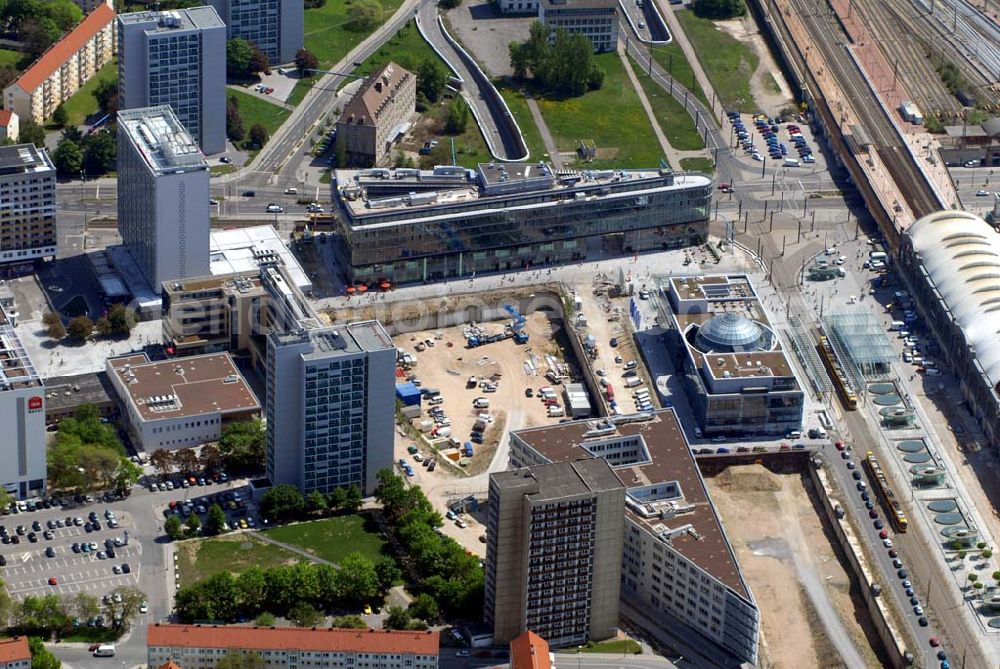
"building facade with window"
266,321,395,495
0,144,56,268
208,0,303,65
334,163,711,285
485,459,625,648
336,62,416,167
147,625,439,669
118,7,226,154
539,0,619,52
508,411,760,666
0,304,46,500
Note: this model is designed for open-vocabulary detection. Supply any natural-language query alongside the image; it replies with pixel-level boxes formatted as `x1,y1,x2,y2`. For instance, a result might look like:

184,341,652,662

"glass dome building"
694,313,766,353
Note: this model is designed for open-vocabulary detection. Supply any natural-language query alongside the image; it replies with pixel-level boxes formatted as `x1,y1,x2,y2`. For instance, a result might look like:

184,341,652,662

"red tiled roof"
0,110,12,126
158,662,183,669
510,631,551,669
0,636,30,663
147,625,440,656
13,3,116,94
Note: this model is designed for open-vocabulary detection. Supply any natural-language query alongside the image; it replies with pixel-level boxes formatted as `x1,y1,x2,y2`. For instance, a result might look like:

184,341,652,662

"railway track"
789,0,941,217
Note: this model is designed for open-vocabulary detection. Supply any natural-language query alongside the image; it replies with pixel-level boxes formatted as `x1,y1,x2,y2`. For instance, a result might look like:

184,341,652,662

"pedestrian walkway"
252,531,338,567
652,3,723,120
522,92,564,169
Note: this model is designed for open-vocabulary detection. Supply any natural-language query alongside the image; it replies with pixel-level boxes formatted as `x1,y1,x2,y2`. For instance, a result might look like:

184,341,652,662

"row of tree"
0,0,83,57
225,95,271,151
164,502,229,540
509,22,605,96
226,38,270,80
43,304,134,342
47,405,142,495
257,483,364,523
0,581,146,637
173,555,399,623
374,470,483,618
51,128,116,178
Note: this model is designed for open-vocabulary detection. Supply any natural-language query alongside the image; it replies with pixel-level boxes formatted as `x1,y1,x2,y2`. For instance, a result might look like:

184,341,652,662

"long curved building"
899,210,1000,448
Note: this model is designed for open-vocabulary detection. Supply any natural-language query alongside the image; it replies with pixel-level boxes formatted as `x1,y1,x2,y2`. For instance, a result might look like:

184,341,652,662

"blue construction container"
395,382,422,406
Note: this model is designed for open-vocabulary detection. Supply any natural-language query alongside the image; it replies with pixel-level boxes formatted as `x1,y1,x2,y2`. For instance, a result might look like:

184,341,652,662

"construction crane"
504,305,529,343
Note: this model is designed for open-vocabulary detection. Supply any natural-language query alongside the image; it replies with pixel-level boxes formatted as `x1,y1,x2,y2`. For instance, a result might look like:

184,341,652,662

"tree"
100,585,145,632
253,611,276,627
344,485,363,512
42,312,65,340
51,104,68,128
237,567,269,614
199,444,223,472
219,419,266,474
345,0,382,32
15,595,70,633
373,555,401,591
204,504,227,535
382,605,410,630
150,448,174,479
92,79,118,116
409,592,439,623
94,317,112,337
439,0,461,7
185,512,201,536
65,316,92,341
164,515,183,541
18,120,45,147
289,600,322,627
52,139,83,177
226,95,245,142
28,637,60,669
114,457,142,495
332,614,368,629
335,553,379,605
984,549,994,560
306,490,327,514
22,17,61,57
691,0,745,19
0,66,18,92
246,123,269,150
444,97,468,135
295,48,318,75
82,130,116,175
250,43,271,75
216,651,265,669
71,592,100,621
107,303,135,336
172,448,200,475
325,486,347,511
416,58,447,103
509,23,603,96
260,484,304,522
0,578,13,627
46,405,125,492
226,38,254,79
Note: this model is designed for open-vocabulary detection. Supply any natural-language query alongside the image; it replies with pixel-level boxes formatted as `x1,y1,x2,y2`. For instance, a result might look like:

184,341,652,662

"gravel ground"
443,0,535,77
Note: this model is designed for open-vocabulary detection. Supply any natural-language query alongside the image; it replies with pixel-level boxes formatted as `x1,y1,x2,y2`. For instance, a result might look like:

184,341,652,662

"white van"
624,377,643,388
784,158,800,167
473,398,490,409
889,321,905,331
547,405,565,417
94,645,115,657
870,251,888,262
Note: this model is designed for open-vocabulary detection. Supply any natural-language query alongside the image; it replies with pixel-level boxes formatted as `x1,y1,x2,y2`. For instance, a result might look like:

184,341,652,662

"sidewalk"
522,92,564,169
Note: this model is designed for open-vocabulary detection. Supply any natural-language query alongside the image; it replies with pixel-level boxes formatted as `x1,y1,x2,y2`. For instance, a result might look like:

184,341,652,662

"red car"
48,577,57,586
929,637,940,647
835,441,846,451
779,443,791,451
879,529,889,540
888,549,898,558
869,509,878,519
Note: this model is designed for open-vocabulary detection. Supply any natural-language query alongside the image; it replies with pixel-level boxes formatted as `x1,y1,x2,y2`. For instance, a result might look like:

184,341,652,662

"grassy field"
534,52,665,169
497,84,547,161
680,156,715,173
262,514,389,564
177,534,304,588
630,58,704,152
567,640,642,654
227,88,291,152
343,20,436,84
61,60,117,126
676,11,759,112
646,41,710,110
304,0,407,69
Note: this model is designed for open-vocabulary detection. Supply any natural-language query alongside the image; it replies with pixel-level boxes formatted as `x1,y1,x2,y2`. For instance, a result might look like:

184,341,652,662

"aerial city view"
0,0,997,666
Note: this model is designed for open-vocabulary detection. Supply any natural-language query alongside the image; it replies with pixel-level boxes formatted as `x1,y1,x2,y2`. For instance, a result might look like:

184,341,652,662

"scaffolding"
823,311,896,383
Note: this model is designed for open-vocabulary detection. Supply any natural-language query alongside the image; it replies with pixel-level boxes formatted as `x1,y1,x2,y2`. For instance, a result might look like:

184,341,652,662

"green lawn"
177,534,304,588
497,84,547,161
534,52,665,169
630,57,704,152
61,60,117,126
227,88,291,152
561,640,642,654
341,20,437,85
304,0,407,69
262,513,390,564
0,48,24,69
676,10,759,113
680,156,715,173
645,41,710,110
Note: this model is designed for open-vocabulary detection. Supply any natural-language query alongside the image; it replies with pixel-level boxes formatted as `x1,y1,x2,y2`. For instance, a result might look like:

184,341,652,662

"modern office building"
3,3,116,125
898,211,1000,450
336,62,416,167
539,0,619,52
486,459,625,648
147,624,440,669
117,105,211,291
333,163,711,285
663,274,804,437
208,225,313,295
0,144,56,269
509,631,552,669
0,637,30,669
106,352,260,451
207,0,303,65
0,303,46,501
266,320,395,495
118,7,226,154
509,411,760,665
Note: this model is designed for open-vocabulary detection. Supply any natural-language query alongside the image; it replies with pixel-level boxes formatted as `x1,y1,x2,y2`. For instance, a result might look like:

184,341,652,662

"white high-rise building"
0,144,56,268
266,321,396,495
118,7,226,154
0,303,45,500
208,0,303,65
117,105,210,291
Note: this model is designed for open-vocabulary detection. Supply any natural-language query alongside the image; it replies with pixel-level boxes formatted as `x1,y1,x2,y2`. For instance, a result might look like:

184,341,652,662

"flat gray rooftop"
0,144,53,175
119,6,224,31
494,459,624,502
119,105,206,174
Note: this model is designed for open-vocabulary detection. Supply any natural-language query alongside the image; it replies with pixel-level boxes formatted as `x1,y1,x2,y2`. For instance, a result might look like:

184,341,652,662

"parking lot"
0,504,141,600
725,112,833,177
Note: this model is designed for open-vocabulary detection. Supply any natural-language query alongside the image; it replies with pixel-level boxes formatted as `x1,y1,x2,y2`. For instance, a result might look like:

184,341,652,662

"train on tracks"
865,450,909,533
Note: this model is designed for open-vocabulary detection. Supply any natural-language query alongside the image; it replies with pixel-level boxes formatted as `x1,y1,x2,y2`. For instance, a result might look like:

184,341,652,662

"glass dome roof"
694,313,765,353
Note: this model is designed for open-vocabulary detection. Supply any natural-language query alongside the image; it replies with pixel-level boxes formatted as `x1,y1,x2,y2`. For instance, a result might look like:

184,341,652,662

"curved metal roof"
694,313,765,353
906,211,1000,386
